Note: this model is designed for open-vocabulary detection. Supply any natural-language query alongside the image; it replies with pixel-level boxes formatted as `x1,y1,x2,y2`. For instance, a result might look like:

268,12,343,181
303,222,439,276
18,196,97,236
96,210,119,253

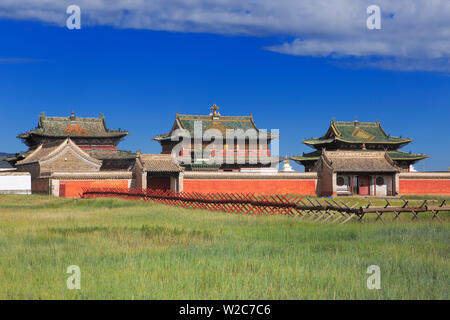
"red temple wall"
399,179,450,195
59,180,129,197
183,179,317,195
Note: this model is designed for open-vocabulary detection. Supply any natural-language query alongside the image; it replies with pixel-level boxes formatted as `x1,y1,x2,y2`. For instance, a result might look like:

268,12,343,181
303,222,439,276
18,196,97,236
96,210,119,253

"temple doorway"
358,175,370,195
147,174,171,191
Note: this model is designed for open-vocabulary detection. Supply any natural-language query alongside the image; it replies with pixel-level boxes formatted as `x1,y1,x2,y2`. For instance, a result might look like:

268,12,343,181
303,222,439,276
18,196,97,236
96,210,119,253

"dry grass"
0,194,448,299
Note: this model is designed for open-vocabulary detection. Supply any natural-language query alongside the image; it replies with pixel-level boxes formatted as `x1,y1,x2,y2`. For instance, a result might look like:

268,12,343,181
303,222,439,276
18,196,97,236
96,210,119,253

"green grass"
0,194,448,299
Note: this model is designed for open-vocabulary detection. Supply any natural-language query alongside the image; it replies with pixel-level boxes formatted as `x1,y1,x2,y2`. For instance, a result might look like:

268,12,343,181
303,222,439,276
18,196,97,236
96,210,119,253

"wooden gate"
359,175,370,195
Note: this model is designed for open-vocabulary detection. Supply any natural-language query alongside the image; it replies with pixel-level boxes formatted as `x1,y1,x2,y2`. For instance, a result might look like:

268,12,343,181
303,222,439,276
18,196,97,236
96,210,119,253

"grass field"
0,194,448,299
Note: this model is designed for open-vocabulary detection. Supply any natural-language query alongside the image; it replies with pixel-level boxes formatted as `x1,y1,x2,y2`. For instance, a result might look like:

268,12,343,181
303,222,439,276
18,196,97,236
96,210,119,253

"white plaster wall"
336,175,351,195
372,175,392,196
0,175,31,194
170,176,177,192
385,175,393,195
51,179,60,196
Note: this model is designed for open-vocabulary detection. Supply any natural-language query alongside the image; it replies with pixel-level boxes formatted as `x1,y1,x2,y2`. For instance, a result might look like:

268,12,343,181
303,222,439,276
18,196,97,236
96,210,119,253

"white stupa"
280,156,295,172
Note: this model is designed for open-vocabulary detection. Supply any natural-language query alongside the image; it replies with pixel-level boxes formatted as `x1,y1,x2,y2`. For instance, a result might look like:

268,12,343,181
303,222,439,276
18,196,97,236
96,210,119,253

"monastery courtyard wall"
399,172,450,195
182,172,318,195
38,172,132,197
24,170,450,198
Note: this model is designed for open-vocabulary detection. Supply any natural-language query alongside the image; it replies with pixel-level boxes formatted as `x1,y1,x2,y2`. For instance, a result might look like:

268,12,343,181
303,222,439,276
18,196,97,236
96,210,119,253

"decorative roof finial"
210,104,220,117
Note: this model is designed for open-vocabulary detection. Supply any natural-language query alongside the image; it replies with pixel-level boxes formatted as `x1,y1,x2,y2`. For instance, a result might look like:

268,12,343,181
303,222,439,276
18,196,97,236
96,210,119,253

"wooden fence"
81,187,449,224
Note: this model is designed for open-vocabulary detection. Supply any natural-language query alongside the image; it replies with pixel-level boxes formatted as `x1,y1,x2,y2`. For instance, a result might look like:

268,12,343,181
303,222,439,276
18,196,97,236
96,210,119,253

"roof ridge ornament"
210,104,220,118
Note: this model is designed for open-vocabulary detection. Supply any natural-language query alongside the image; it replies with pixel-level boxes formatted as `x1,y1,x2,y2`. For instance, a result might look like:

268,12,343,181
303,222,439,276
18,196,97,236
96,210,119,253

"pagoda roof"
16,138,102,167
303,119,411,147
322,150,400,173
86,149,136,160
181,161,222,171
291,149,428,163
386,150,429,161
136,153,184,173
153,105,278,141
18,112,128,139
290,150,322,162
0,159,13,169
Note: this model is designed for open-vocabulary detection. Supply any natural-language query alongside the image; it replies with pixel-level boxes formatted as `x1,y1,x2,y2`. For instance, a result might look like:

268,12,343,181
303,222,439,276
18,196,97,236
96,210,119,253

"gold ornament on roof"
210,104,220,117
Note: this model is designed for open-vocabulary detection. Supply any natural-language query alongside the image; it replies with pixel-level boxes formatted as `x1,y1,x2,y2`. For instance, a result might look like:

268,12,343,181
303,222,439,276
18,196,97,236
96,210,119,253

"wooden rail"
81,188,449,224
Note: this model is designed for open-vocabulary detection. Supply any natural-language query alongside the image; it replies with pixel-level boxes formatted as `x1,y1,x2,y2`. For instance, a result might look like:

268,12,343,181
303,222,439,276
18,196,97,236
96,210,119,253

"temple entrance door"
59,183,66,197
147,175,171,191
358,175,370,195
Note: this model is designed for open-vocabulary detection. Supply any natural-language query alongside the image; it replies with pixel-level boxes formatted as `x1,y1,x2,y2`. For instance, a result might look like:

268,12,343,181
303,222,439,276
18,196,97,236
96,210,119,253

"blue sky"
0,1,449,171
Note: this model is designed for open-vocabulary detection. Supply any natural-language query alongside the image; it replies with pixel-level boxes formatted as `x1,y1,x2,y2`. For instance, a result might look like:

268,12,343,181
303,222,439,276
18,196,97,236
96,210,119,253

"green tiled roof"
387,150,428,161
0,159,13,169
154,112,278,141
290,150,322,162
291,149,428,164
18,112,128,139
4,150,31,163
303,120,411,146
181,161,221,171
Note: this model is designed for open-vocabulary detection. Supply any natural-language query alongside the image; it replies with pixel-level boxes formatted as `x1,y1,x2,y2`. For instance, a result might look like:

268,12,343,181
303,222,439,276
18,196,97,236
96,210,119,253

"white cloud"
0,0,449,72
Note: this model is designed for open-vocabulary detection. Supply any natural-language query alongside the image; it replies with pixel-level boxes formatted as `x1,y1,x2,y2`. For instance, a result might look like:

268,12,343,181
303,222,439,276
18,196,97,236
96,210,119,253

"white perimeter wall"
0,174,31,194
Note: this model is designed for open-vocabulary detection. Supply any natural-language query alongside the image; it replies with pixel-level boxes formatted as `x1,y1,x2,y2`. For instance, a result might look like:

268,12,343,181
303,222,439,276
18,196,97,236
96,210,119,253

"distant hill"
0,152,13,159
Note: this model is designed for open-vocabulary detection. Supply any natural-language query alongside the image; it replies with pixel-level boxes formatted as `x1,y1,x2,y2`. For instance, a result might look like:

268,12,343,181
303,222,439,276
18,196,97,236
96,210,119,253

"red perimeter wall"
59,180,129,197
184,179,317,195
399,179,450,195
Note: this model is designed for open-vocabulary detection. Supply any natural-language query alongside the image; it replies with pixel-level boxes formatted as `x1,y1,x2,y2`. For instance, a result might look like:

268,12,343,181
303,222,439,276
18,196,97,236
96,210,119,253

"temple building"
133,151,184,192
291,119,428,196
15,138,132,196
9,112,135,196
153,104,281,172
12,112,135,170
5,110,449,197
